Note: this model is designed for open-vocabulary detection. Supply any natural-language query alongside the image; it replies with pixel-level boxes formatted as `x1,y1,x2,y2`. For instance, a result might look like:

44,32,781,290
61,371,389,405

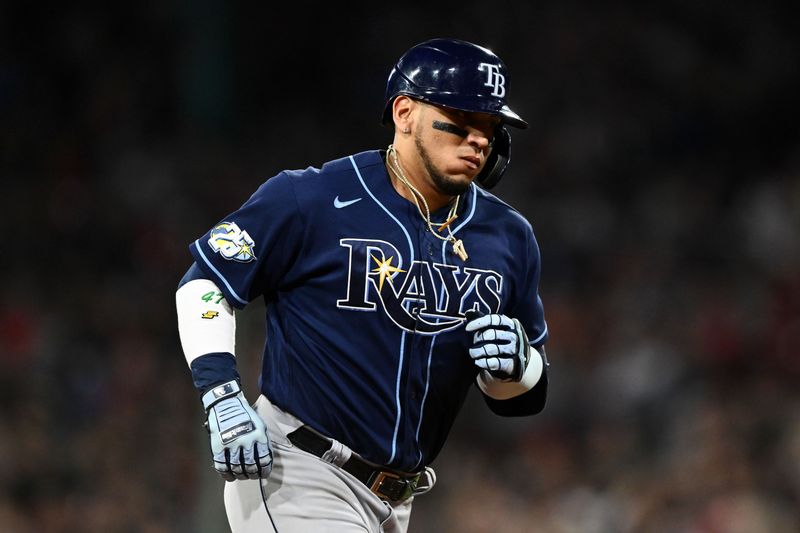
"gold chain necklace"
386,144,468,261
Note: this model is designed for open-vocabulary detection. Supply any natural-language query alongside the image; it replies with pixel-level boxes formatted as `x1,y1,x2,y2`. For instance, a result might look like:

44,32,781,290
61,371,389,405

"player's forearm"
189,352,241,394
176,275,241,394
483,371,548,416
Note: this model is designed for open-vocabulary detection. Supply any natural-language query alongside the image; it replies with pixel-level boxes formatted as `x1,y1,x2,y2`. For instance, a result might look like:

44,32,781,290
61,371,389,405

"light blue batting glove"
465,313,531,382
202,380,273,481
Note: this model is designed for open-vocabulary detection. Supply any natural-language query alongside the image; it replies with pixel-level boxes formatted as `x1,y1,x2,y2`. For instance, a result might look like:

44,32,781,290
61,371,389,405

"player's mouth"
461,155,481,170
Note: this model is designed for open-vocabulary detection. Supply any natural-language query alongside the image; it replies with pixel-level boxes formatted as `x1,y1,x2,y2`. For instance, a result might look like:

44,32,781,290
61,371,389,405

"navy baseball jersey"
189,150,548,472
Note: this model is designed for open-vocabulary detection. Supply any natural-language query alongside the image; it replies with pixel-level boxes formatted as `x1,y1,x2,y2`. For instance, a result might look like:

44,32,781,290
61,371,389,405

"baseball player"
176,38,549,532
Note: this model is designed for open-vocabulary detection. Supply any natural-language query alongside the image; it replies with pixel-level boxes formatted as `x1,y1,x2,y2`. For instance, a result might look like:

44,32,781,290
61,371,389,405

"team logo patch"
201,311,219,319
208,222,257,263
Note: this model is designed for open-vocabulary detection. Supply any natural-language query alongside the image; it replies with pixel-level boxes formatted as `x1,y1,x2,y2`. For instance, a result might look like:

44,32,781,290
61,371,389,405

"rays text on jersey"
336,238,503,334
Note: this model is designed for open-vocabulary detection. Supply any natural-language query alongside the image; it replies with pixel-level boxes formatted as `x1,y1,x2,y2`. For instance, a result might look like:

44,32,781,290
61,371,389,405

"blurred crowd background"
2,1,799,532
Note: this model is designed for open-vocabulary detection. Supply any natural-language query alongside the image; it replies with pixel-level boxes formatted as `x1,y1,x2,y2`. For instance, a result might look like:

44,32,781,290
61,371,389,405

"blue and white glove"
466,313,531,382
202,380,273,481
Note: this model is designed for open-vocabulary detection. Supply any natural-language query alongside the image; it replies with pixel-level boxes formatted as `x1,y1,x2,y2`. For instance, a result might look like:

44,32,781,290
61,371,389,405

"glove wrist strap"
201,379,241,411
514,318,531,381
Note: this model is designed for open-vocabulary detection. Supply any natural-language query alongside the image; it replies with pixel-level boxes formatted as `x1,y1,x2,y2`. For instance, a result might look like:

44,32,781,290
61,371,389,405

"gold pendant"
452,239,468,261
437,214,458,232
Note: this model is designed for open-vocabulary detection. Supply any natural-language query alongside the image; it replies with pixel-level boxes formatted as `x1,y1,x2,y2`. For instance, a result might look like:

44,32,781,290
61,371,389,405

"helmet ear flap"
476,127,511,190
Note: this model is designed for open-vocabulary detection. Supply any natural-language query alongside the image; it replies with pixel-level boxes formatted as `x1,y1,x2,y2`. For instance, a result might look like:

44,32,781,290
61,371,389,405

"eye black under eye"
432,120,469,138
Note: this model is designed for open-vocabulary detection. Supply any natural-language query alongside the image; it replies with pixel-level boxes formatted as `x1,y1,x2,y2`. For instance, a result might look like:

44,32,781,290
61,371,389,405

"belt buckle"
370,470,419,502
370,470,401,499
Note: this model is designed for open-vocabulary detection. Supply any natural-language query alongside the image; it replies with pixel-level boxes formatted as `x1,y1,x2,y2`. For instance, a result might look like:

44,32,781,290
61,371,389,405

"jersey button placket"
419,223,433,259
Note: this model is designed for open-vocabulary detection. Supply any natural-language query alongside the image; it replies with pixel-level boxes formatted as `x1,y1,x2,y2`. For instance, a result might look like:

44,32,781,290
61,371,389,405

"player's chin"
450,173,477,186
433,172,474,196
451,167,481,186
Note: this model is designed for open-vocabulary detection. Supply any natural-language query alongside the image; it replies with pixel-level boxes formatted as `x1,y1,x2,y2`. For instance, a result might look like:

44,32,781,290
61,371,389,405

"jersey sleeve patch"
208,222,257,263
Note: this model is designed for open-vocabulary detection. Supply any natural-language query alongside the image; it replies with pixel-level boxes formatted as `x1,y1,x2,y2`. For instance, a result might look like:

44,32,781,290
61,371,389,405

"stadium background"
2,2,799,531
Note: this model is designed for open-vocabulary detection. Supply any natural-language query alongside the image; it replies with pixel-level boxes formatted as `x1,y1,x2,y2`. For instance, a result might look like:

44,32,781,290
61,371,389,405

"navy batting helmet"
382,38,527,189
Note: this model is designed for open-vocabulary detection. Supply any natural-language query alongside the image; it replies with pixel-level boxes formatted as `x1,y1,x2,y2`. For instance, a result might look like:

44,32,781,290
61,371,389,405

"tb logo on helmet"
478,63,506,98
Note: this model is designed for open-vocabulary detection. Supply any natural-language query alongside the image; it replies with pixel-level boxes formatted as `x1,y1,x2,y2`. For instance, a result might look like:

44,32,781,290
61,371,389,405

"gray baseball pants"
223,395,430,532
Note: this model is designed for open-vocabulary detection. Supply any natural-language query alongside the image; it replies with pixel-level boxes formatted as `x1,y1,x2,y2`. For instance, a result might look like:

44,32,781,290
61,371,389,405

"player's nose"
466,130,492,155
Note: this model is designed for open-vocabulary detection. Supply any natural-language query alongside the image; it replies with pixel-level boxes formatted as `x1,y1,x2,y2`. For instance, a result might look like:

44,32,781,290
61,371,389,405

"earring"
403,127,410,134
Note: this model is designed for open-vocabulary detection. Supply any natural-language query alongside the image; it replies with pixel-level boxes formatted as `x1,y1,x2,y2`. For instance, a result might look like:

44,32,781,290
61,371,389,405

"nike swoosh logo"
334,196,362,208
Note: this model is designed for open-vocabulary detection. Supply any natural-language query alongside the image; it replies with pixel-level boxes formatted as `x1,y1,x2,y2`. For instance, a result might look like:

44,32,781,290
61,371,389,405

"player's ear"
392,95,416,134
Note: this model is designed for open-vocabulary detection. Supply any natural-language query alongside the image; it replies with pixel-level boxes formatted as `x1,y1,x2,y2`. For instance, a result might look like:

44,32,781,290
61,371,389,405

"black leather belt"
286,425,421,503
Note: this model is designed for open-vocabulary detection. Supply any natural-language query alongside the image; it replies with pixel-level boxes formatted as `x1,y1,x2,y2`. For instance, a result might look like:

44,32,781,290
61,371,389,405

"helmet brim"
499,106,528,129
382,95,529,130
